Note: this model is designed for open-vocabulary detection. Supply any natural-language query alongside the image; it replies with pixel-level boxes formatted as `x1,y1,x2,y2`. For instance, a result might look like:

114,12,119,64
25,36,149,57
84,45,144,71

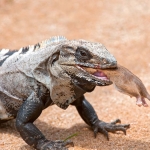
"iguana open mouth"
77,65,110,81
92,71,109,80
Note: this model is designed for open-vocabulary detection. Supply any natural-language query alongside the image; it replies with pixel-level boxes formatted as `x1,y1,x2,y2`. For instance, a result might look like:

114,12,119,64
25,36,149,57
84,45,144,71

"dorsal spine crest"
33,36,67,51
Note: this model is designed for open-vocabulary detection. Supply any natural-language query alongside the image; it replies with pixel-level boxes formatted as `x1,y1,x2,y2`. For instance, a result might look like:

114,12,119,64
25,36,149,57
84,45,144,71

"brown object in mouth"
102,65,150,107
82,64,150,107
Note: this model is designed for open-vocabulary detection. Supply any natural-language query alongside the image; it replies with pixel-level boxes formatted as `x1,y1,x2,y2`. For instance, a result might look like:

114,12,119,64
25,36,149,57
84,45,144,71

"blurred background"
0,0,150,150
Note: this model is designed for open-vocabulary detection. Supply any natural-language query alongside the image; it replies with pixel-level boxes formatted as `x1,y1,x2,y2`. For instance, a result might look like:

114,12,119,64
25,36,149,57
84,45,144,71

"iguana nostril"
102,58,108,64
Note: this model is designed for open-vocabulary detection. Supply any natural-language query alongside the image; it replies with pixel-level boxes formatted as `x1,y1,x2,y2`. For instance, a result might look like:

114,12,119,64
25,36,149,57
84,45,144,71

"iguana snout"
99,60,117,69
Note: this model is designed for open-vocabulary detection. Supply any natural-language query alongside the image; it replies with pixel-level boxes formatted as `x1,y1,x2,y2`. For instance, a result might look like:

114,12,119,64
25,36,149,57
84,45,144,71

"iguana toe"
92,119,130,140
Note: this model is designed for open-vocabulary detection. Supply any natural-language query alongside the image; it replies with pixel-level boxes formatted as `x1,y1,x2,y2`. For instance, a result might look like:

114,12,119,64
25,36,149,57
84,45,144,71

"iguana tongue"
93,71,109,80
79,66,109,80
93,71,106,77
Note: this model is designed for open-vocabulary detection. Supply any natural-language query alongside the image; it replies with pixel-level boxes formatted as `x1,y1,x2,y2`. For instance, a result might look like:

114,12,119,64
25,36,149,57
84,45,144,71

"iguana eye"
80,50,87,56
75,47,92,61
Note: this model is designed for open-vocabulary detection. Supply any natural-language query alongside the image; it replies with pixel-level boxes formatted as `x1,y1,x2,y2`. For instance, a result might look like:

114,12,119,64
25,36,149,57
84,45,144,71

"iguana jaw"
60,62,113,85
76,65,112,86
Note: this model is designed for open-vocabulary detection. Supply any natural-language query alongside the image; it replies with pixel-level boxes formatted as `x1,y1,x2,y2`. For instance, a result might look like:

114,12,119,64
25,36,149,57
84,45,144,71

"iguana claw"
92,119,130,140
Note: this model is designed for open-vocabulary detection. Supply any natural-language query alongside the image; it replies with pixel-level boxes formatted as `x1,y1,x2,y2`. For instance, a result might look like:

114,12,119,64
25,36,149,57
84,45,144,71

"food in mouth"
80,66,109,81
82,64,150,107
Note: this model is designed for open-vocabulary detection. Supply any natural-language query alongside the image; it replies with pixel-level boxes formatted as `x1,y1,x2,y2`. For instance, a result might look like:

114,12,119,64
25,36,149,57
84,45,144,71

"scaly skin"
0,36,130,149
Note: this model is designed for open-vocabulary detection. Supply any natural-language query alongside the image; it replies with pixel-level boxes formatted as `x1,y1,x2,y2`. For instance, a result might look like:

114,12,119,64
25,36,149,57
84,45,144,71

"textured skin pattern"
0,92,22,120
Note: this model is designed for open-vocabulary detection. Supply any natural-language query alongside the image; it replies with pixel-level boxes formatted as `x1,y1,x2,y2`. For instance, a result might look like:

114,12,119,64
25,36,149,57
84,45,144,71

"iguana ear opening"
51,51,60,65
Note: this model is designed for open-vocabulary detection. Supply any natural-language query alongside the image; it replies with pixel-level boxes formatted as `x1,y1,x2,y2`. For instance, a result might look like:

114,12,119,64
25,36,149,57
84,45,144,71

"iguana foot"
92,119,130,140
37,140,74,150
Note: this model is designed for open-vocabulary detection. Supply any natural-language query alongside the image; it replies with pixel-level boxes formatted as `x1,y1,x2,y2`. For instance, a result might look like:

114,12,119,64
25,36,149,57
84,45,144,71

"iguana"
0,36,130,150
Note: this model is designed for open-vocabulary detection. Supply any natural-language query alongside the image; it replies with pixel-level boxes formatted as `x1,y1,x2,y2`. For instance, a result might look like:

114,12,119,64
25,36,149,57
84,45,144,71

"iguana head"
50,39,117,88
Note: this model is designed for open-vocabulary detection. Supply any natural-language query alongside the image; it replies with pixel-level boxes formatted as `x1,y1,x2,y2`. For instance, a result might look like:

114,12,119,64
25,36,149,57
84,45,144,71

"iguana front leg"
71,96,130,140
16,92,73,150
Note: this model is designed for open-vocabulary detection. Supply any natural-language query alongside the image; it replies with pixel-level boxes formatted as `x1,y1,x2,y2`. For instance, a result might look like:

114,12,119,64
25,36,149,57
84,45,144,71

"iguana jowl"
0,36,129,150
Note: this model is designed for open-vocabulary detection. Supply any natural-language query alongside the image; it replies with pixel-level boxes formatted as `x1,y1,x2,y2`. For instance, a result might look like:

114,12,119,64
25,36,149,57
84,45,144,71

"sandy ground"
0,0,150,150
